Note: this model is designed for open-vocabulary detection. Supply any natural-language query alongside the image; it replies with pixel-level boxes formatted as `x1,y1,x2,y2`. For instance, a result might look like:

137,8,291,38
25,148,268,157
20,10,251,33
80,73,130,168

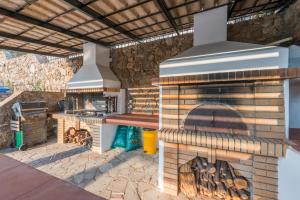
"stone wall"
0,52,82,92
228,1,300,45
0,91,63,148
111,34,193,88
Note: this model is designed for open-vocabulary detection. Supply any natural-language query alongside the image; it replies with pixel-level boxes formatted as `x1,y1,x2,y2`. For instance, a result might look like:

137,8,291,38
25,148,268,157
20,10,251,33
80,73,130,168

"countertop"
49,112,159,129
104,113,159,129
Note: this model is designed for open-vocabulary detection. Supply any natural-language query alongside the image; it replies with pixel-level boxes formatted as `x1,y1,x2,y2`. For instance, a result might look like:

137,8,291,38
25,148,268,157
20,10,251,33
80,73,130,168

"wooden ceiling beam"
0,31,82,53
228,0,240,19
0,7,109,46
155,0,179,35
232,0,281,18
62,0,140,41
274,0,295,13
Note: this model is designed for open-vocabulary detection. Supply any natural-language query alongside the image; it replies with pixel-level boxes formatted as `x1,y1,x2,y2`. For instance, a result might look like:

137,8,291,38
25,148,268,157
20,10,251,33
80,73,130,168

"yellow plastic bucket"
143,129,157,154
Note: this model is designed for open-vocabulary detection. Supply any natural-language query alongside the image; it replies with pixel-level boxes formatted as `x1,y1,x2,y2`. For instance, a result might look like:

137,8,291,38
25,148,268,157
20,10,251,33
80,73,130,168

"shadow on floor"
0,137,57,154
67,150,137,188
28,146,88,168
289,131,300,152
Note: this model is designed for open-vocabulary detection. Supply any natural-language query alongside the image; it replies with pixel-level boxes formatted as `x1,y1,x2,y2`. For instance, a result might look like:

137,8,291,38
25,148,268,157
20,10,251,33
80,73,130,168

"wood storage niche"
179,157,250,200
64,127,92,148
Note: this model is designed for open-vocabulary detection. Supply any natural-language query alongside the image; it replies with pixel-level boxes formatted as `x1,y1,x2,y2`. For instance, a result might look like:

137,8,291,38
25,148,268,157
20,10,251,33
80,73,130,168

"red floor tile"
290,139,300,151
0,154,105,200
16,179,103,200
0,164,53,200
0,155,22,173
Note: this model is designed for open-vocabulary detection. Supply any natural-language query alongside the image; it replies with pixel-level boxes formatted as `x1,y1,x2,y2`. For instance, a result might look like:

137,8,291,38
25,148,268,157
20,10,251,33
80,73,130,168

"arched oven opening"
183,103,250,136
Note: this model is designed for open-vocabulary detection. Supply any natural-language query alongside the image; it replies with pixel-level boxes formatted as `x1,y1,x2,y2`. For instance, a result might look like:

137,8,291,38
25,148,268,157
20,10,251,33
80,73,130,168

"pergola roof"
0,0,293,57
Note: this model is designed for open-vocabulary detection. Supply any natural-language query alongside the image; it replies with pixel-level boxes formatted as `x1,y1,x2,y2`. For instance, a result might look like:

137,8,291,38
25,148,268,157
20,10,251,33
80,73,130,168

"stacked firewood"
180,157,249,200
64,128,91,145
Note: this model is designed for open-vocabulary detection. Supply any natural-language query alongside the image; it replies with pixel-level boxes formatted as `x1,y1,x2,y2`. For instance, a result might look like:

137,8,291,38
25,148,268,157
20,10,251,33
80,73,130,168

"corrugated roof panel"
0,0,27,12
0,0,293,56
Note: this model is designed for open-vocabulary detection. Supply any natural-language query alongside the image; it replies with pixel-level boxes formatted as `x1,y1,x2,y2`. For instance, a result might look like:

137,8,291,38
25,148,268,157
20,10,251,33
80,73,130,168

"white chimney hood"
160,5,289,78
67,43,120,90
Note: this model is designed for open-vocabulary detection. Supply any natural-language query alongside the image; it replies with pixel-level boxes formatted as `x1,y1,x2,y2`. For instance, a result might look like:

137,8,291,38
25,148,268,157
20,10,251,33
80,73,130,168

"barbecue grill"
11,101,48,149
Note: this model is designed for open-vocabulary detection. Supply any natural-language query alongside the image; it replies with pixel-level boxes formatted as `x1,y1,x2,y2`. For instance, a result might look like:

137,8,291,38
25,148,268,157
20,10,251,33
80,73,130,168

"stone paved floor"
0,138,188,200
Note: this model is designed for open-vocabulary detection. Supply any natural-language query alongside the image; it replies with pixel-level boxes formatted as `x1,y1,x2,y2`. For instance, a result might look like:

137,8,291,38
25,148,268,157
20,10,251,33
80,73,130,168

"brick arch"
183,103,250,136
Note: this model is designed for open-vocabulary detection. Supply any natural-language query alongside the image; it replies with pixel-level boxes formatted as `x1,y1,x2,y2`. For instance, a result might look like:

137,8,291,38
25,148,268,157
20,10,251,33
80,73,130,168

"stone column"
57,118,65,144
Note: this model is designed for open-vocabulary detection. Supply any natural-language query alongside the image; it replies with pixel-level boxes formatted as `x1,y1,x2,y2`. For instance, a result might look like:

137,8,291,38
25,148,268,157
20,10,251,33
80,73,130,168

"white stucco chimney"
193,6,228,46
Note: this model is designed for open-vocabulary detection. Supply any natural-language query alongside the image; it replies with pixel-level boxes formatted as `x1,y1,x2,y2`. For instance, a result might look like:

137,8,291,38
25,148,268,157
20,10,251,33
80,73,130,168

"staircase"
0,93,11,102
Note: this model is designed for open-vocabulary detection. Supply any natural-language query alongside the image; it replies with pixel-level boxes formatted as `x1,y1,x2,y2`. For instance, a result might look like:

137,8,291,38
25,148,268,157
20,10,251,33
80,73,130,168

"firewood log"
229,188,241,200
228,164,248,190
207,182,213,197
73,136,79,144
225,191,231,200
85,131,90,137
208,174,215,186
195,157,206,173
69,128,76,136
216,183,226,198
202,182,209,196
234,178,248,190
220,161,227,176
191,159,197,170
194,169,201,188
237,189,249,200
214,160,221,184
207,163,216,174
78,130,87,135
224,163,234,187
200,157,208,167
199,184,205,195
202,171,209,182
180,172,197,198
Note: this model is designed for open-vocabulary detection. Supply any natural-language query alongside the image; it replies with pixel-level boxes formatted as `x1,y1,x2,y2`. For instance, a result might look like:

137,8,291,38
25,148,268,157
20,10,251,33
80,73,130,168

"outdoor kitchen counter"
104,113,159,129
0,154,105,200
49,112,105,123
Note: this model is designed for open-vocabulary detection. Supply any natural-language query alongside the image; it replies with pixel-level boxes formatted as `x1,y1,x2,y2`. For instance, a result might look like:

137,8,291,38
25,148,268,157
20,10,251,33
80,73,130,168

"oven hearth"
64,127,92,148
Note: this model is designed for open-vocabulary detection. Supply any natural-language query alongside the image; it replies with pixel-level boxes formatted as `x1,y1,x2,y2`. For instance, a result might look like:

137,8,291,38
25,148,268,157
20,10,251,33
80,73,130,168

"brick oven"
156,6,300,200
157,79,288,199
